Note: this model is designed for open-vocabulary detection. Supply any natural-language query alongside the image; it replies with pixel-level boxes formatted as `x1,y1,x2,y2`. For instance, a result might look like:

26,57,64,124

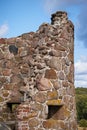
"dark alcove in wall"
47,105,63,119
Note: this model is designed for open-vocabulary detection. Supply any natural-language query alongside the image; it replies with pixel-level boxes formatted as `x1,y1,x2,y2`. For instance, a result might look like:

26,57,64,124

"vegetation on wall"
75,87,87,127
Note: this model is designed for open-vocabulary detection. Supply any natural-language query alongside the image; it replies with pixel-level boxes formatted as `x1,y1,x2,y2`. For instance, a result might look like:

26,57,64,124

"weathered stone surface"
16,104,31,120
36,63,45,69
63,64,69,75
0,49,4,60
0,122,12,130
4,83,13,90
20,50,28,57
29,128,35,130
49,50,62,57
23,56,35,66
51,11,68,25
34,92,47,103
67,83,75,96
68,53,74,63
43,120,65,130
57,120,65,129
45,68,57,79
47,99,62,106
29,118,40,127
65,57,70,66
54,44,66,51
5,60,15,69
21,32,34,40
52,80,61,90
43,119,57,129
30,103,43,111
46,57,61,71
0,96,4,102
58,38,68,48
20,86,29,93
11,67,20,75
10,75,22,83
59,71,65,80
2,69,11,76
0,77,7,84
6,38,16,44
39,105,48,119
28,111,38,118
2,90,10,97
67,71,73,83
62,81,68,87
4,51,14,59
17,122,30,130
47,90,58,100
60,28,70,40
36,78,53,91
0,38,6,44
10,90,22,103
20,66,29,74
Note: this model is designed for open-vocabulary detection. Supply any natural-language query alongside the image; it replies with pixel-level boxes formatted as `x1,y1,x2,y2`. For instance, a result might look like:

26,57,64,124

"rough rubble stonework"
0,11,77,130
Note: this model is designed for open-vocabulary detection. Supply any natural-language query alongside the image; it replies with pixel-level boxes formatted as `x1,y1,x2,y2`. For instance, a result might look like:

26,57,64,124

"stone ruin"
0,11,77,130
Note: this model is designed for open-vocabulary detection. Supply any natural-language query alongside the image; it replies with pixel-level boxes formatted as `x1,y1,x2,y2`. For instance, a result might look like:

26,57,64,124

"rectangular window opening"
47,105,63,119
7,102,20,113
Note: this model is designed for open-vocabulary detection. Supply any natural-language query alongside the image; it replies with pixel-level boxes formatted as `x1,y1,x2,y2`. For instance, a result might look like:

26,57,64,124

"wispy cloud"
0,24,9,37
75,56,87,87
75,60,87,75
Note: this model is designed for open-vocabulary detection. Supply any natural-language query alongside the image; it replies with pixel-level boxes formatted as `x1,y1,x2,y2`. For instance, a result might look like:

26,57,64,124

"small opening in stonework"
6,103,20,130
7,102,20,113
47,105,62,119
9,45,18,55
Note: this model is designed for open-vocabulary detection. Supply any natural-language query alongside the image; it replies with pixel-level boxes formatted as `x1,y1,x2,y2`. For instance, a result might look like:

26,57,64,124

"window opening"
47,105,62,119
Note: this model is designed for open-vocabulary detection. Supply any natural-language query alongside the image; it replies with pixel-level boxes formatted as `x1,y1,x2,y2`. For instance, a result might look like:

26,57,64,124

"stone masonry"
0,11,77,130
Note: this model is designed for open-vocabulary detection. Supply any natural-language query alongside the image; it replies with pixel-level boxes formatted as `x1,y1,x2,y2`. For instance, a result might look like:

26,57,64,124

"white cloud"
0,24,9,37
75,80,87,88
75,56,87,87
75,61,87,75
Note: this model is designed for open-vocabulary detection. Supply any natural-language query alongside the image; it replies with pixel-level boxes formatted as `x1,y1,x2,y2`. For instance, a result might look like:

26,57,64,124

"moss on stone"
0,96,4,102
47,99,62,106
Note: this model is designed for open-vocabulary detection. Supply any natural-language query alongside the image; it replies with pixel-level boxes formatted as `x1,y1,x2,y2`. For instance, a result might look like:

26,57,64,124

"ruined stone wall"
0,11,77,130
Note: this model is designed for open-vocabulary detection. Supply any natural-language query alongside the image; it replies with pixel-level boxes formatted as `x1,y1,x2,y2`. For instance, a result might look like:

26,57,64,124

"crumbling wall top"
51,11,68,25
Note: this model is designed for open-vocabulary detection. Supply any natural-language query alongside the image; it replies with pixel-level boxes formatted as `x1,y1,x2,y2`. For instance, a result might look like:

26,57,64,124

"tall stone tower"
0,11,77,130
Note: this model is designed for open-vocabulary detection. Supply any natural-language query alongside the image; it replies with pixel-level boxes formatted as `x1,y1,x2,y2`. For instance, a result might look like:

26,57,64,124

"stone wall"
0,11,77,130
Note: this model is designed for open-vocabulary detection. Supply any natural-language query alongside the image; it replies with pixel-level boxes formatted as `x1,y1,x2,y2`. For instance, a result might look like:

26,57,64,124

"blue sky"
0,0,87,87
